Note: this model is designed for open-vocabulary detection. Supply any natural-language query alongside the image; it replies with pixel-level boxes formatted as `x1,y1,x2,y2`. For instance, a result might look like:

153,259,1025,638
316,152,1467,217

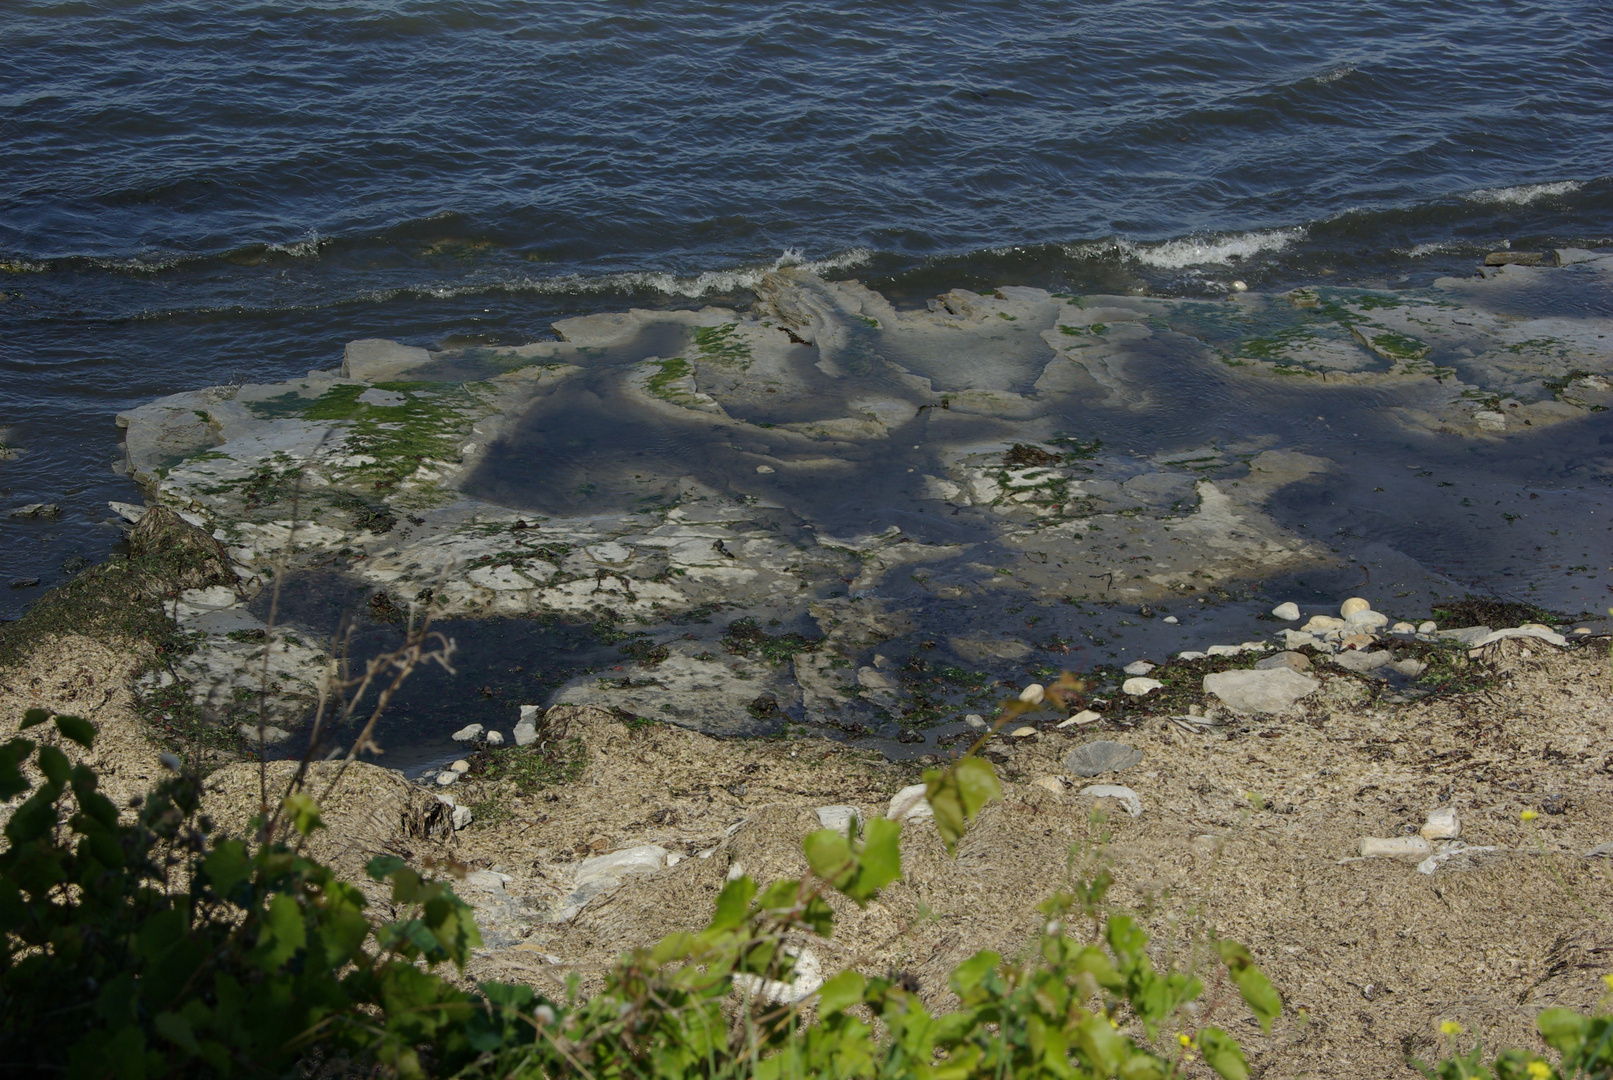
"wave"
1065,227,1307,270
265,230,329,259
1465,180,1583,205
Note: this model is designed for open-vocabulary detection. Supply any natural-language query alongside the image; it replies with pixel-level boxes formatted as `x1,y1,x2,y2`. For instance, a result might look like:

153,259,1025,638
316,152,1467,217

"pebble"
1203,668,1319,714
435,771,458,786
1418,620,1438,634
1162,615,1179,624
1344,609,1389,630
450,759,470,774
1122,660,1156,676
1574,627,1592,635
888,784,933,821
1421,807,1461,841
1254,651,1310,673
1359,835,1431,860
1064,740,1143,777
1058,709,1102,728
1271,602,1301,621
451,723,485,742
1205,644,1242,657
1010,726,1038,738
1301,615,1345,633
1391,621,1416,633
1121,677,1163,696
1018,683,1045,705
755,465,775,474
1176,650,1207,660
1333,649,1391,673
815,805,859,832
964,713,986,729
1079,784,1142,817
1340,597,1371,617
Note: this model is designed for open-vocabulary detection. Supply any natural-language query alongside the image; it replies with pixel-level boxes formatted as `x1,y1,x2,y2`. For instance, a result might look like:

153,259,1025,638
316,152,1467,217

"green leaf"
53,714,95,749
37,744,71,786
1198,1027,1249,1080
20,708,50,730
154,1010,200,1055
803,830,854,886
0,738,35,801
366,854,407,882
203,840,251,897
1538,1008,1589,1058
923,756,1003,855
818,970,867,1017
282,792,324,836
948,951,1000,996
1233,967,1282,1033
709,876,757,931
849,816,901,901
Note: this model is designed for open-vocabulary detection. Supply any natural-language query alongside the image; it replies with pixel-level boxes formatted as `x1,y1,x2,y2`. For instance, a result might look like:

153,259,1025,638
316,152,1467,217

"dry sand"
4,632,1612,1079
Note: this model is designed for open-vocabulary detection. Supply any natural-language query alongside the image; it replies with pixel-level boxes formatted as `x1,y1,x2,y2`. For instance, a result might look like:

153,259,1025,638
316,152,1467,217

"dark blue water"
3,0,1612,613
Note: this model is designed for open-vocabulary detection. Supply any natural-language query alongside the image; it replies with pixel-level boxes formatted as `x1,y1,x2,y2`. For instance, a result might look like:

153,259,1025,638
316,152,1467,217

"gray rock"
1078,784,1142,817
964,713,987,729
1436,626,1492,645
342,338,432,381
1254,651,1310,673
815,805,859,832
1064,740,1143,777
451,723,485,742
1471,625,1567,648
1332,649,1391,673
1203,668,1319,714
514,705,541,746
553,845,669,922
8,503,60,519
108,501,148,524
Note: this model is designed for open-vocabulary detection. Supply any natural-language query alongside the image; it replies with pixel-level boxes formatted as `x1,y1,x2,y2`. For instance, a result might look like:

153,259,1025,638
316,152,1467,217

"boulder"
1203,668,1318,714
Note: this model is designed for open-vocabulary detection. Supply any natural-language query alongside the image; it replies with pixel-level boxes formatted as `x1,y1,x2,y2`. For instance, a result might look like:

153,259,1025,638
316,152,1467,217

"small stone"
1344,610,1389,630
450,759,470,774
1340,597,1371,617
964,713,986,729
1176,650,1207,660
238,723,291,745
1018,683,1045,705
1421,807,1461,841
1064,740,1143,777
1122,660,1156,676
1333,649,1391,673
1205,644,1242,657
484,730,504,745
1391,621,1416,633
1339,633,1377,650
1301,615,1344,633
1231,280,1248,292
755,465,775,474
1418,620,1438,634
1573,627,1592,635
451,723,484,742
1010,726,1038,738
1359,835,1431,860
1162,615,1179,624
1254,651,1310,673
1203,668,1319,714
1391,658,1426,676
888,784,933,821
1032,776,1067,795
452,804,474,829
815,805,859,832
8,502,60,519
1271,602,1301,621
436,771,459,786
1058,709,1102,728
1121,677,1163,696
1079,784,1142,817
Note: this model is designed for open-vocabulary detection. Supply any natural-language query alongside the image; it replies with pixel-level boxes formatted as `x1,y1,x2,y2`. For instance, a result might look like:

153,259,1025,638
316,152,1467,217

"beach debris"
1359,835,1432,860
1421,807,1461,841
1058,709,1103,728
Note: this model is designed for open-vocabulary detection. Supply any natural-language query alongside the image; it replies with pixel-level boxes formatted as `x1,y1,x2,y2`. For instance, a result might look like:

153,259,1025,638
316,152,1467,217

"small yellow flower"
1522,810,1539,822
1178,1033,1193,1047
1441,1020,1463,1037
1603,973,1613,993
1527,1060,1551,1080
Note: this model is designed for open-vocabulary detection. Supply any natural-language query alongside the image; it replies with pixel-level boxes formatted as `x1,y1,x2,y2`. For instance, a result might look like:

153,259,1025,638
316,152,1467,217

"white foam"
1312,63,1355,85
266,230,328,258
1465,180,1582,205
1071,227,1307,270
1401,241,1459,258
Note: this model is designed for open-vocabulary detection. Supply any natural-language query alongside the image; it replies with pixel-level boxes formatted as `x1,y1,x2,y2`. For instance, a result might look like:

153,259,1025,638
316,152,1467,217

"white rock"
1280,630,1321,649
1018,683,1045,705
1418,620,1438,634
1058,709,1103,728
585,541,634,564
755,465,775,474
514,705,541,746
556,845,671,921
1203,668,1319,714
1162,616,1179,624
887,783,933,821
1340,597,1371,617
1470,625,1568,648
1176,650,1207,660
1417,843,1499,875
1122,660,1156,676
1573,627,1592,635
1332,649,1391,673
1032,775,1068,795
1271,602,1301,621
964,713,987,729
1009,726,1038,738
1344,610,1389,630
449,759,470,774
734,946,823,1004
1121,677,1163,696
1079,784,1142,817
1391,622,1416,633
815,805,859,832
485,730,505,746
109,500,148,524
1359,835,1431,860
451,723,484,742
1206,644,1242,657
1421,807,1461,841
1301,615,1345,633
435,771,458,786
452,804,473,830
238,723,291,745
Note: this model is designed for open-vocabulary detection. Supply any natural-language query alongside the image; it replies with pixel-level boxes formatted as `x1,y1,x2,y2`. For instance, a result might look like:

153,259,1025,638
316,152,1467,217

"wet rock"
1121,677,1162,696
1122,660,1157,676
1484,251,1551,267
1203,668,1319,714
964,713,986,729
1063,740,1143,777
1018,683,1046,704
449,759,470,774
8,502,60,518
109,500,148,524
1359,835,1431,860
1162,615,1179,624
1078,784,1141,817
888,784,933,822
1418,620,1438,634
484,730,505,746
1254,651,1310,673
949,634,1034,662
1421,807,1461,841
1271,602,1301,621
1340,597,1371,617
451,723,485,742
9,578,40,589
